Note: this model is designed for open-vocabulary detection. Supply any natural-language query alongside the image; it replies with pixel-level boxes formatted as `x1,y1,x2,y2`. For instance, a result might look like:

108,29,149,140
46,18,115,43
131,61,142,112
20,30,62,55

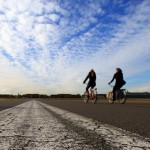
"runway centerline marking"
0,100,149,150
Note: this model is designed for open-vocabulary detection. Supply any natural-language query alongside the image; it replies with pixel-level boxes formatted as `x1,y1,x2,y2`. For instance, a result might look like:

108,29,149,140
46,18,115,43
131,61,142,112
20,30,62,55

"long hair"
116,68,122,73
90,69,94,76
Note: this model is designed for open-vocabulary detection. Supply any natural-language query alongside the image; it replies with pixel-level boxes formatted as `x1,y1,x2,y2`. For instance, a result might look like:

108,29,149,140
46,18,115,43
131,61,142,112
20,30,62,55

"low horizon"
1,91,150,96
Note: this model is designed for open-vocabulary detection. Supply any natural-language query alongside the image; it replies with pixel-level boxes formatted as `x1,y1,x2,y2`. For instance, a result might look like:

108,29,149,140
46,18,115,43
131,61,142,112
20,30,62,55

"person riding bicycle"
108,68,126,100
83,69,96,98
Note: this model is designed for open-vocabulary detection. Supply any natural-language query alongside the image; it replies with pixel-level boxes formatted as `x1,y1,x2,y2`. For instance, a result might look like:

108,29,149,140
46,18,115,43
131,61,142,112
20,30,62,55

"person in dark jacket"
83,69,96,96
108,68,126,100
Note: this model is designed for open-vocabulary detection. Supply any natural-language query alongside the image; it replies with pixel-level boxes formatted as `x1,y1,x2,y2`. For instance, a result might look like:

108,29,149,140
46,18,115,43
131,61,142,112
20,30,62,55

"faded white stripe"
38,101,150,150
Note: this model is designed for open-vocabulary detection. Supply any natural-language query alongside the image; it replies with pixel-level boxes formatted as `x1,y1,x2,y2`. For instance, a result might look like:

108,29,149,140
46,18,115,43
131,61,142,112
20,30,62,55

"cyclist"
108,68,126,100
83,69,96,98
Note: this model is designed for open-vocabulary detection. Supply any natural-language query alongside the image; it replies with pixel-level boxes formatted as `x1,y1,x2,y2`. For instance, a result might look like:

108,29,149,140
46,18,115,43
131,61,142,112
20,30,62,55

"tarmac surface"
39,98,150,139
0,99,30,111
0,98,150,149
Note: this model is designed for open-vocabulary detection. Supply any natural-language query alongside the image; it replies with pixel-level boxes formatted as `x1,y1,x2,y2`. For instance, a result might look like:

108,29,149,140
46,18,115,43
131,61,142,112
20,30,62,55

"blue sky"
0,0,150,95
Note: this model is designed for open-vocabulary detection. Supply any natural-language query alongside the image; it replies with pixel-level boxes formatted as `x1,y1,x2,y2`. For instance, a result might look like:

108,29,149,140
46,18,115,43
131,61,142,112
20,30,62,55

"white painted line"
0,101,95,149
0,100,150,149
38,101,150,150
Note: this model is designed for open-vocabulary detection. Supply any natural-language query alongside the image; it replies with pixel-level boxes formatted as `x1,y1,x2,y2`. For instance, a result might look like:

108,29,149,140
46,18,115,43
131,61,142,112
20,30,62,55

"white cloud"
0,0,150,94
48,13,60,22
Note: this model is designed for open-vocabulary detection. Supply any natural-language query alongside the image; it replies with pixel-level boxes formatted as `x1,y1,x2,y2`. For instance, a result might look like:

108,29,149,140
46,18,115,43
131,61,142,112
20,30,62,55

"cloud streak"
0,0,150,94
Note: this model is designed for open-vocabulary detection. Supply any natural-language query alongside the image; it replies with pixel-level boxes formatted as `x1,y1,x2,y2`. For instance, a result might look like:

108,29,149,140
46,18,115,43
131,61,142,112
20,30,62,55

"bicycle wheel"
118,90,126,104
107,92,114,104
91,90,97,104
83,91,89,103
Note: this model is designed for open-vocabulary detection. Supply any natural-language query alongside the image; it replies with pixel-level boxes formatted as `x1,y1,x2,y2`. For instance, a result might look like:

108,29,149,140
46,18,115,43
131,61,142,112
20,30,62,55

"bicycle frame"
89,88,95,99
83,84,97,104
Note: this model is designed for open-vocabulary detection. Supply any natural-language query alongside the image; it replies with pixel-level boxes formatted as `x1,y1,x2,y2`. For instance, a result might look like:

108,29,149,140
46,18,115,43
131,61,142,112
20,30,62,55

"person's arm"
83,74,89,83
109,74,115,84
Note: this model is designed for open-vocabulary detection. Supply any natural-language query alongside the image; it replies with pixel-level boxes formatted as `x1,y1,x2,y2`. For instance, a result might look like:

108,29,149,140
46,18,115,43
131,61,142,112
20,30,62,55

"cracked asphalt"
0,99,150,150
0,101,110,149
39,98,150,138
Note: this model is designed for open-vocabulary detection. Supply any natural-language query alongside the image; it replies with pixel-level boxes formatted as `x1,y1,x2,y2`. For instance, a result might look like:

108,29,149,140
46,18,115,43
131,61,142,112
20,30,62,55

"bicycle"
106,85,127,104
83,85,97,104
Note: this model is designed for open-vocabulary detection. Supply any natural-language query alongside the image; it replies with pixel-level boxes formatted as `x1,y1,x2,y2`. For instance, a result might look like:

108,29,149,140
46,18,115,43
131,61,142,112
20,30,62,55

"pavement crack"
39,102,114,150
8,102,33,149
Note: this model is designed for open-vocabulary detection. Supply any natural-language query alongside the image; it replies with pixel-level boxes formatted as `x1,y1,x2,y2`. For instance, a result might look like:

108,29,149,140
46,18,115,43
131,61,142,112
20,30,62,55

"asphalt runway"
0,98,150,139
39,98,150,139
0,99,150,149
0,99,30,111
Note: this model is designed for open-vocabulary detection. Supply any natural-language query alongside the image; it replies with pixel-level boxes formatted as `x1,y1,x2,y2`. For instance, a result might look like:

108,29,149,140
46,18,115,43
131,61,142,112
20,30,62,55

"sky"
0,0,150,95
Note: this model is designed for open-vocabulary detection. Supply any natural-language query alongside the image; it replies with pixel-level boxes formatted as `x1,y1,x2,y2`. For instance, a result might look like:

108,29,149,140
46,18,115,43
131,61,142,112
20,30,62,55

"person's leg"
113,85,117,100
91,83,96,98
86,84,91,96
91,83,96,90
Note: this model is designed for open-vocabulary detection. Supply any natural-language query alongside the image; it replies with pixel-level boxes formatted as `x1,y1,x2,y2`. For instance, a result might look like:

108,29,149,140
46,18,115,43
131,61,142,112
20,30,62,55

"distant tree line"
51,94,81,98
0,94,81,98
0,92,150,98
126,92,150,98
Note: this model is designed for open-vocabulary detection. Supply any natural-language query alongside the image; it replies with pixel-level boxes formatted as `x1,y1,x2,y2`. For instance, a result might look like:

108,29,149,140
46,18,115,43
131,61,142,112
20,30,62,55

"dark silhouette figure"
83,69,96,95
109,68,126,100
